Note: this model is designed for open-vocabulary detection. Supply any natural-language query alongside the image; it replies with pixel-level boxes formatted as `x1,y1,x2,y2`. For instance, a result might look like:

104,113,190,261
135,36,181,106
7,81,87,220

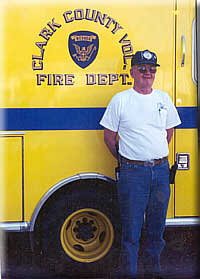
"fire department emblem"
68,31,99,69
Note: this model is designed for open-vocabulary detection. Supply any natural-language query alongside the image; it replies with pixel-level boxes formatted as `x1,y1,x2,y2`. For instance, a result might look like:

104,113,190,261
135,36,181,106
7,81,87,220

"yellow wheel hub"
60,208,114,263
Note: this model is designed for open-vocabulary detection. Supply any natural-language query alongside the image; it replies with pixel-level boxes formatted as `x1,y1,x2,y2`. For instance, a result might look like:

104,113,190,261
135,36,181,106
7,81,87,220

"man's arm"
166,128,174,144
104,128,118,159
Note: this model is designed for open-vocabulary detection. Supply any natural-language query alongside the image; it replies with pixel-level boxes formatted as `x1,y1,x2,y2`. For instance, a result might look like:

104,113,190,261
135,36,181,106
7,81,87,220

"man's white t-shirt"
100,88,181,161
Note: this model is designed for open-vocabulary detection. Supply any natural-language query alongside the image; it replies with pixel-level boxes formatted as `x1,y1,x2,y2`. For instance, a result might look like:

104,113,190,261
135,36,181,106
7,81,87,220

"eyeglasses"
137,65,157,74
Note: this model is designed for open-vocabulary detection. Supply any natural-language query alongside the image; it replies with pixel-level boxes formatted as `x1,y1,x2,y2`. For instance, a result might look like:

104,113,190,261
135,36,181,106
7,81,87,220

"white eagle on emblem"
73,43,96,61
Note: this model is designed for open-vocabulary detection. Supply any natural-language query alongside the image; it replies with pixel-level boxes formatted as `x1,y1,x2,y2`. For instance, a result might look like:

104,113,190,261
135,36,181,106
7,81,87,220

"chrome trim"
0,222,30,232
30,173,115,231
1,218,199,232
0,132,25,135
166,217,200,226
192,18,197,85
181,35,185,67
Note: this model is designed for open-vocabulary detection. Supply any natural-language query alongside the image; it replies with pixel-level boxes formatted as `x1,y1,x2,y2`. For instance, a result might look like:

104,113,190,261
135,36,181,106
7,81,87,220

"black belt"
120,156,168,166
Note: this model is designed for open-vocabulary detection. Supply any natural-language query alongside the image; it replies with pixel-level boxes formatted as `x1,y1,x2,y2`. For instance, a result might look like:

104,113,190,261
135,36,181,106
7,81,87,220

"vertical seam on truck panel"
174,0,178,217
196,0,200,145
22,136,25,221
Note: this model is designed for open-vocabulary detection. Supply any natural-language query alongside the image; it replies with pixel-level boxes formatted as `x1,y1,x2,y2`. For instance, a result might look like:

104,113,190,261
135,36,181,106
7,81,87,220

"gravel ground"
1,226,200,279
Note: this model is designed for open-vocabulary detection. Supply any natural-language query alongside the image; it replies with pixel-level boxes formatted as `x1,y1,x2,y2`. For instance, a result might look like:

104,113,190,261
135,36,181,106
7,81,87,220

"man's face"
130,64,157,90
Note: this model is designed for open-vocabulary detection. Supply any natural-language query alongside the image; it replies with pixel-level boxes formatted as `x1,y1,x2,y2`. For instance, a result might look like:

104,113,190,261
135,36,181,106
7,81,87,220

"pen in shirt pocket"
157,103,167,114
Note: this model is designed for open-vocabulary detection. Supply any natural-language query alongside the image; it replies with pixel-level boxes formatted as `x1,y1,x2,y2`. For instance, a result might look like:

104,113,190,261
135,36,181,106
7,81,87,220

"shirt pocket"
152,107,168,128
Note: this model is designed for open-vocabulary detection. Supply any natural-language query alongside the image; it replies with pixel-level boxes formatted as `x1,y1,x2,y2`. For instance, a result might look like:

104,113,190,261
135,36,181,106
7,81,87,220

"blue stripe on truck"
0,106,198,131
176,107,198,129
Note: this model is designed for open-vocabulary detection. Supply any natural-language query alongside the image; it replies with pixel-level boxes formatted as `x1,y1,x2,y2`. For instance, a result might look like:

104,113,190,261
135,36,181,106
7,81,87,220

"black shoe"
110,271,138,279
152,276,165,279
143,274,165,279
110,275,138,279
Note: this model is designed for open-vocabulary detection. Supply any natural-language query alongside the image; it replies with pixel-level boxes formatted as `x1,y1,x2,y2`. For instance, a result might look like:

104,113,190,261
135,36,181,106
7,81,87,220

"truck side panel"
1,0,177,222
175,0,199,216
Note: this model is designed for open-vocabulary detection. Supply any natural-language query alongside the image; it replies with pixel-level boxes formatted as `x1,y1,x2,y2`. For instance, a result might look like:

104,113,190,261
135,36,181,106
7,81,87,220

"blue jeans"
117,160,170,277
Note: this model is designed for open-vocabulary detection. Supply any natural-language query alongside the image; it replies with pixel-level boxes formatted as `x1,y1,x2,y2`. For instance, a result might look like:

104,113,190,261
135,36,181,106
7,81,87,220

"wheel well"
34,177,118,233
31,178,122,274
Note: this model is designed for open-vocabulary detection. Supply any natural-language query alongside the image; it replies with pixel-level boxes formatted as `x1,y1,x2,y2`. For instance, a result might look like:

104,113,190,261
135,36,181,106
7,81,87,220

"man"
100,50,181,279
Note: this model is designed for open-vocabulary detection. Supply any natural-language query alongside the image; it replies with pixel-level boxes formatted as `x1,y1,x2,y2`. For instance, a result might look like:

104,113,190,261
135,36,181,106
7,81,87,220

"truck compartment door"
0,136,23,221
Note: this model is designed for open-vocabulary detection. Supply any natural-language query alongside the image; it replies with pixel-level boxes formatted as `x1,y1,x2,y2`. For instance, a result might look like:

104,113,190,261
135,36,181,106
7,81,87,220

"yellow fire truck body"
0,0,199,273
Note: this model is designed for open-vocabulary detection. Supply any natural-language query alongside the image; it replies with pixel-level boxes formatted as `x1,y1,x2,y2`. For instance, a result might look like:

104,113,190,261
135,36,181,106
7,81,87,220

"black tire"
36,181,121,277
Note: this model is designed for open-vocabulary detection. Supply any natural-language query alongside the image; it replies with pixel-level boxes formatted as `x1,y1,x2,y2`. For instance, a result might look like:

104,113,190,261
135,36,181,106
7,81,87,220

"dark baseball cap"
131,50,160,67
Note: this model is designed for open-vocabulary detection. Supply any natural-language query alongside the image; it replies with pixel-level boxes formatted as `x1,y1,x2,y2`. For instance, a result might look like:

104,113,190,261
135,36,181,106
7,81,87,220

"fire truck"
0,0,199,276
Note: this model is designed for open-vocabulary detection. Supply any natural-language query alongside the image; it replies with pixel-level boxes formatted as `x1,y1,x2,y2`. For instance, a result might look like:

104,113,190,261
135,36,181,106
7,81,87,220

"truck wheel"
60,208,114,263
37,190,121,276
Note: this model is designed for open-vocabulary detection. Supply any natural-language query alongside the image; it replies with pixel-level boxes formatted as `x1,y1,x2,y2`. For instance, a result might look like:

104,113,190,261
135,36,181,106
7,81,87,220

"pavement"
1,226,200,279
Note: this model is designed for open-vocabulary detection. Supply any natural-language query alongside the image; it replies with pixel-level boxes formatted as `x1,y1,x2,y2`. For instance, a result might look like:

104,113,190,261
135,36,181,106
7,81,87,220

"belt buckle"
144,159,155,166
